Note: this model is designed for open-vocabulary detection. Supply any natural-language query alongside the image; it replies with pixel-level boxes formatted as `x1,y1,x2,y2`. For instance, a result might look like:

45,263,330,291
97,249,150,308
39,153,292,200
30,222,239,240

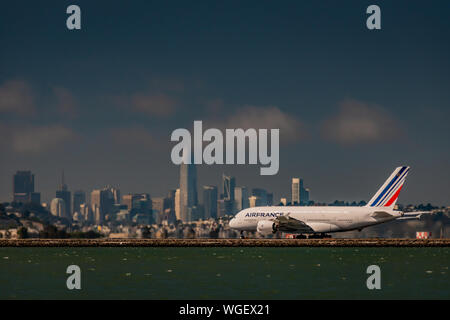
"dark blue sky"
1,1,449,205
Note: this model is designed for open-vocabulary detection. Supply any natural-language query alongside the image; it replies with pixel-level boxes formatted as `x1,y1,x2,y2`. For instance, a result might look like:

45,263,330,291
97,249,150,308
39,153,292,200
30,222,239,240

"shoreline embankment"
0,238,449,247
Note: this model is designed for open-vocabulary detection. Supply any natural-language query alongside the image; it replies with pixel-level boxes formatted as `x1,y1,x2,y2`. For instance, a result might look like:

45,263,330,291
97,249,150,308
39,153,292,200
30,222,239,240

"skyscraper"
292,178,300,205
80,203,93,223
252,188,268,206
267,193,273,206
90,189,103,224
107,186,120,205
122,193,152,223
301,185,310,205
179,163,198,222
13,170,38,203
56,171,71,217
222,174,235,202
164,191,177,224
203,185,218,219
249,196,262,208
73,190,86,214
234,186,249,212
91,187,116,224
175,188,181,221
292,177,310,205
152,197,165,224
222,174,236,214
217,199,227,218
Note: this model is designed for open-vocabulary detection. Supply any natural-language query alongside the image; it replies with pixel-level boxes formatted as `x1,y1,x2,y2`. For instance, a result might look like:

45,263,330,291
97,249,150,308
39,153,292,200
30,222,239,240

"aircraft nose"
229,218,237,228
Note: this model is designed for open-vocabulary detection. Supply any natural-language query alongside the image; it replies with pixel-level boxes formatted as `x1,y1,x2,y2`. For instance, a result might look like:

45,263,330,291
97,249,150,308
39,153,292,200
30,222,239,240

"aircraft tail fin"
366,166,410,208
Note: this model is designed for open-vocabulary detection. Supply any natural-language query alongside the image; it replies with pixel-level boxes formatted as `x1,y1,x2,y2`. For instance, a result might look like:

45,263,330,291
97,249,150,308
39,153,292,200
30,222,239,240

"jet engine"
256,220,277,235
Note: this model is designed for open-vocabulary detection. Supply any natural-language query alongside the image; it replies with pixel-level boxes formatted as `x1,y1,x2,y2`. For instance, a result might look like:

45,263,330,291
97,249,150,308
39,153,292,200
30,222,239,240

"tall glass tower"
179,163,198,222
56,170,71,218
13,171,34,203
203,185,218,219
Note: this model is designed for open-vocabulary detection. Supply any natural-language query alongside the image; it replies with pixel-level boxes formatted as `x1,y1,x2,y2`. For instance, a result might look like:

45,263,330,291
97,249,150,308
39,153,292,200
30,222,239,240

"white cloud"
109,127,163,149
11,125,77,154
52,86,78,118
130,93,177,117
0,80,35,116
321,99,402,145
207,105,307,144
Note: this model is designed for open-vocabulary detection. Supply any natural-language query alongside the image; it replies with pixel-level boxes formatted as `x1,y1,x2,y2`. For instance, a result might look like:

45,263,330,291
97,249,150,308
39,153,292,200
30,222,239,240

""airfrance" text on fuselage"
244,212,284,218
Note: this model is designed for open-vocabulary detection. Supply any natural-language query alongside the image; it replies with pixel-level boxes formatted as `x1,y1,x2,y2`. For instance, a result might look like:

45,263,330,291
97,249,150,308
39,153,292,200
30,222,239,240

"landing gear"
313,233,332,239
240,231,245,239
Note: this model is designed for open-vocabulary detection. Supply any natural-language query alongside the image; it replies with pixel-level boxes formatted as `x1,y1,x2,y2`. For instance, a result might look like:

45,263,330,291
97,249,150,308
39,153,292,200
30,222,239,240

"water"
0,247,448,299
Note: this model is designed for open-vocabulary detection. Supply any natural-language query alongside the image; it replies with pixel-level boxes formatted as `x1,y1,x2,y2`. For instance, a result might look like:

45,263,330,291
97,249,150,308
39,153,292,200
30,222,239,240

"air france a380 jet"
229,166,423,239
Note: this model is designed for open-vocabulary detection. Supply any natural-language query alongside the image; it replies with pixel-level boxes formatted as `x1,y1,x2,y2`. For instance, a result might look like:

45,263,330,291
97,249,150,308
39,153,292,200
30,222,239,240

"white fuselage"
229,206,402,234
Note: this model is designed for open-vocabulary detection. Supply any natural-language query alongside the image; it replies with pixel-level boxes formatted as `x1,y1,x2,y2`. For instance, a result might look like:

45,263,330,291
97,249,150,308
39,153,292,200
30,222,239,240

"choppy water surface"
0,247,448,299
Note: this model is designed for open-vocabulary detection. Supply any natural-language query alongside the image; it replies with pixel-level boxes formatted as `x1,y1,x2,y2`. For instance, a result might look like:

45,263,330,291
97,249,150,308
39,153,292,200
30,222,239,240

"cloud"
321,99,402,145
109,127,163,149
10,125,77,154
130,92,177,117
206,105,307,144
111,91,178,117
111,78,186,118
0,80,35,116
52,86,78,118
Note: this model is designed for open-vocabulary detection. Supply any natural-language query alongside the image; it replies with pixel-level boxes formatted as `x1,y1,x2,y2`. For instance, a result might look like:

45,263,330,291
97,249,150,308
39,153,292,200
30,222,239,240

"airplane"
229,166,424,239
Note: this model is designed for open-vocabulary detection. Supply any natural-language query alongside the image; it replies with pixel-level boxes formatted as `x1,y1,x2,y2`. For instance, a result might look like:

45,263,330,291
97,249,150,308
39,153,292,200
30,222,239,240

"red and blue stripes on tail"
366,166,410,208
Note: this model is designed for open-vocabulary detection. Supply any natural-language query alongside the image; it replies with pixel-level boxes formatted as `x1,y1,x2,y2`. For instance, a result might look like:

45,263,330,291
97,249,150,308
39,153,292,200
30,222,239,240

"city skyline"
0,1,449,206
5,166,447,216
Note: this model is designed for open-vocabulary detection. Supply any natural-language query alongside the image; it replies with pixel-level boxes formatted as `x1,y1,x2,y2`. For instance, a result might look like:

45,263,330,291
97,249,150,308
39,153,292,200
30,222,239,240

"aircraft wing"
274,215,314,233
397,211,432,220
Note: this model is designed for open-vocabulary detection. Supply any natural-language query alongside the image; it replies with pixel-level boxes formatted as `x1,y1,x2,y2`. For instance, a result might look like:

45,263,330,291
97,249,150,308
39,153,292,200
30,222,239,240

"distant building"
80,203,93,223
122,194,134,210
179,162,198,222
152,197,165,224
122,193,153,223
280,198,287,206
30,192,41,204
252,188,268,206
175,188,181,221
56,171,71,217
249,196,262,208
13,170,38,203
203,185,218,219
72,211,84,223
292,178,300,204
292,178,310,205
302,187,310,205
217,199,228,218
223,174,235,202
50,198,66,218
222,174,236,214
107,186,121,205
151,195,176,224
267,193,273,206
91,187,116,224
73,190,86,214
187,205,203,221
234,186,249,212
163,190,177,224
123,193,151,210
